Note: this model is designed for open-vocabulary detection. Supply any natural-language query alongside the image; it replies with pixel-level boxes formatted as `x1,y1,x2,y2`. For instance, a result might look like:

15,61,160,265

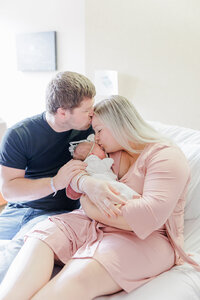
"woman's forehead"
92,115,103,127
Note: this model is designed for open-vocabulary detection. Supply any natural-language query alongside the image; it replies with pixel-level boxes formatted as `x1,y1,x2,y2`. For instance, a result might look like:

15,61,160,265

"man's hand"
53,159,87,191
81,177,128,217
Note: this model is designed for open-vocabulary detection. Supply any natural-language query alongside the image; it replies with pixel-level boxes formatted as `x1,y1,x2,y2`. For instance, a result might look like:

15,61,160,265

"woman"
0,95,198,300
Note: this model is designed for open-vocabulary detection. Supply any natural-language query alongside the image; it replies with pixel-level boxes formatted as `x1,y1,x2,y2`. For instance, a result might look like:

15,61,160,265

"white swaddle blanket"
85,155,139,199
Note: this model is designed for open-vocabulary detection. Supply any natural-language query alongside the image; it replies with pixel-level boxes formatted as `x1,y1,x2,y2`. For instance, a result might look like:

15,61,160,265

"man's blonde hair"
94,95,170,154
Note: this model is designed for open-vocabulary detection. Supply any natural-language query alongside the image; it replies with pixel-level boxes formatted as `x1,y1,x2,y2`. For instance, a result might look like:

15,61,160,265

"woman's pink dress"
26,143,199,293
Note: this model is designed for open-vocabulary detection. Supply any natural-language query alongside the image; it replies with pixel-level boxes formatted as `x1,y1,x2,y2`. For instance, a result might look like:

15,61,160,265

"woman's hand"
81,176,128,217
80,195,133,231
53,159,87,191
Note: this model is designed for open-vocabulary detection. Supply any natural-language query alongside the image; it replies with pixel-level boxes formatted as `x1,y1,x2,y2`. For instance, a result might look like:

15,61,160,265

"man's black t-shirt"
0,113,93,211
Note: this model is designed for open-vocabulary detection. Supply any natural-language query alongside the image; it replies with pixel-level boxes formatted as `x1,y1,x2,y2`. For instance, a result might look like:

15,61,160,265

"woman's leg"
31,258,122,300
0,238,54,300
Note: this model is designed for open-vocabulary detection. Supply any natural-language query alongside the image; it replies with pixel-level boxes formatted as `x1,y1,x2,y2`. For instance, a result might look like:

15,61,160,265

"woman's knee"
59,259,120,298
33,269,92,300
62,260,95,297
65,273,92,298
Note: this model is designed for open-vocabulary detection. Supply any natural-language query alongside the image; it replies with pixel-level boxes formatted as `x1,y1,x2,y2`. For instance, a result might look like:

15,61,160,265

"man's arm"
80,195,132,231
0,160,87,203
0,165,55,202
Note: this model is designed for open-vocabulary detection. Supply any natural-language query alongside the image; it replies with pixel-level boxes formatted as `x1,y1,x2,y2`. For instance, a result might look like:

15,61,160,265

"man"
0,71,95,282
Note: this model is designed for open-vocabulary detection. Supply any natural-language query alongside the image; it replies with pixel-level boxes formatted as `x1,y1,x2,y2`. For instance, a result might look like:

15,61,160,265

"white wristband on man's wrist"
50,177,57,197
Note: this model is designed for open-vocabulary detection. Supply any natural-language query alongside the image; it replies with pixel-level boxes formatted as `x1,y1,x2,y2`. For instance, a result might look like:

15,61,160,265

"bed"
96,121,200,300
1,121,200,299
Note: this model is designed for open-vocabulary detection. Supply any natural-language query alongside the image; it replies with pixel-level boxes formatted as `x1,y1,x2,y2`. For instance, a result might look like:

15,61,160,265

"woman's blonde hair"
94,95,170,153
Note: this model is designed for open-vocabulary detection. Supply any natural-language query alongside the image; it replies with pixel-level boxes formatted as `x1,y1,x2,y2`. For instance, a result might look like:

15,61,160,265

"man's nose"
89,108,94,117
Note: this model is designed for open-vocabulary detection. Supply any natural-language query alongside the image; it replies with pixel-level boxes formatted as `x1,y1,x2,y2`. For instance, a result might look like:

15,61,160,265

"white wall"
1,0,200,130
85,0,200,130
0,0,85,126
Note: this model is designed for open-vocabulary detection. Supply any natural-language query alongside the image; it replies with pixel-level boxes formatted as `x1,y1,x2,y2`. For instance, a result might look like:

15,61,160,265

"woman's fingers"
106,193,127,206
78,177,128,217
107,184,120,195
132,195,141,199
98,198,122,217
107,184,128,205
96,186,128,217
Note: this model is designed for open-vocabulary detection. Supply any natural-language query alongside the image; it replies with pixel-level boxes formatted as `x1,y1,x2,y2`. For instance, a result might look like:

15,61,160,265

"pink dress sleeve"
122,145,190,240
66,185,82,200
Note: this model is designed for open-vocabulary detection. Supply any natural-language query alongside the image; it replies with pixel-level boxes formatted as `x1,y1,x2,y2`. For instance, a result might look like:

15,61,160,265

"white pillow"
149,121,200,144
178,144,200,220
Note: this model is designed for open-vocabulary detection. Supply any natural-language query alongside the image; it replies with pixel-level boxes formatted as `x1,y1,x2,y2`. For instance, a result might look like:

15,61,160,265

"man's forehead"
80,97,94,108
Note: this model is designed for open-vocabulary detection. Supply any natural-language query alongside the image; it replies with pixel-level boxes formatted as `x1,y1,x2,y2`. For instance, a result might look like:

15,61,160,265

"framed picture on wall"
16,31,57,71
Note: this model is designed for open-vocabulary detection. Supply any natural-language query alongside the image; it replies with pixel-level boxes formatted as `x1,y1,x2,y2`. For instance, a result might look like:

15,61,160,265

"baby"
73,141,139,199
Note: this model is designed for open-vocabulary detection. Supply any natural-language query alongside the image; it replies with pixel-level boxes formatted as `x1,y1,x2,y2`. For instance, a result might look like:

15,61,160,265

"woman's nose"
94,135,99,143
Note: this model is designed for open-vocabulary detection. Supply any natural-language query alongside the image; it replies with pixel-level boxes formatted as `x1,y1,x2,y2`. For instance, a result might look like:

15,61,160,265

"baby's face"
92,144,106,159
